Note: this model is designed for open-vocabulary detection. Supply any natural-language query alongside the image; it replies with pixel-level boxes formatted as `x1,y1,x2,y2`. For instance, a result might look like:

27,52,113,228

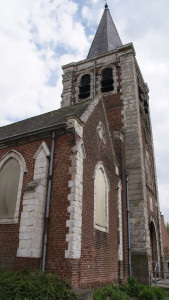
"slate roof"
0,100,90,141
87,4,122,59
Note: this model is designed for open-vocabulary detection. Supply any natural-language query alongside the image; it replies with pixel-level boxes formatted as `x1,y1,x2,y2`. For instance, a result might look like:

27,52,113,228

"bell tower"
61,4,163,284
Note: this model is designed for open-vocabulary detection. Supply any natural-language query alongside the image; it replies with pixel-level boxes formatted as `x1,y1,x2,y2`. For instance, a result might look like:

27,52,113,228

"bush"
93,289,105,300
139,285,167,300
93,277,167,300
93,284,129,300
151,286,167,300
110,290,130,300
120,276,142,297
139,286,157,300
0,269,79,300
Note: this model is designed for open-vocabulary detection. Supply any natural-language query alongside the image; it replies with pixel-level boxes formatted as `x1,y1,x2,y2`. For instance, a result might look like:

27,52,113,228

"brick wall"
45,133,73,280
0,138,51,270
70,100,128,288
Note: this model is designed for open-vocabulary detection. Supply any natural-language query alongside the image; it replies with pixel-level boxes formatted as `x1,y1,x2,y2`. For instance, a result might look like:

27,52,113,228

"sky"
0,0,169,222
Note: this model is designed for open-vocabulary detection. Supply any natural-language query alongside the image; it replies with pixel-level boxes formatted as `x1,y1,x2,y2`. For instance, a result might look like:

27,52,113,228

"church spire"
87,4,122,59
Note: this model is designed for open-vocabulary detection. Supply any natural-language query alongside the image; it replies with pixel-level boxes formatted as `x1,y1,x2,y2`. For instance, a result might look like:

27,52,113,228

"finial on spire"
105,1,108,9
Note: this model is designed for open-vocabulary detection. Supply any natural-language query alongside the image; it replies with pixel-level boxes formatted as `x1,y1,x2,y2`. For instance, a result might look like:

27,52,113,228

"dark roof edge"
62,43,135,69
0,122,68,145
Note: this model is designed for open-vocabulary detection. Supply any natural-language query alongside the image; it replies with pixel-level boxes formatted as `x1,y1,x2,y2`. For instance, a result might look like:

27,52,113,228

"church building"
0,4,163,287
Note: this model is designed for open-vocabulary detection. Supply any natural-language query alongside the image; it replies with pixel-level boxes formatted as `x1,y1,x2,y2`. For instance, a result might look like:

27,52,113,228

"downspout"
125,170,132,277
42,131,56,272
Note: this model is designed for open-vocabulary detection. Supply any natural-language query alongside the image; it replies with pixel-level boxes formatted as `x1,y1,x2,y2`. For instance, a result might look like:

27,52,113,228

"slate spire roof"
87,4,122,59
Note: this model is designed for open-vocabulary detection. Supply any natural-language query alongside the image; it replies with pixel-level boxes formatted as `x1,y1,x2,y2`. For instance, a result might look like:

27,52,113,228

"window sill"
0,218,18,224
94,223,108,233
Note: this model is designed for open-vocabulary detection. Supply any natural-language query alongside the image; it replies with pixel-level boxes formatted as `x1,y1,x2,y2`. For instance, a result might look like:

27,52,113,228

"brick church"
0,4,164,287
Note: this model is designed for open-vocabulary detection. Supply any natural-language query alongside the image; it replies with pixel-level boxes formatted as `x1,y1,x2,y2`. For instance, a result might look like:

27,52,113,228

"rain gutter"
125,170,132,277
42,131,56,273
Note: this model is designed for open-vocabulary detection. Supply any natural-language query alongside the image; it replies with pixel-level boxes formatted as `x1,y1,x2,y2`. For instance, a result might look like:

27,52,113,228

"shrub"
0,269,79,300
138,284,167,300
103,283,116,296
120,276,142,297
139,286,157,300
151,286,167,300
123,277,167,300
110,290,130,300
93,284,129,300
93,277,167,300
93,289,106,300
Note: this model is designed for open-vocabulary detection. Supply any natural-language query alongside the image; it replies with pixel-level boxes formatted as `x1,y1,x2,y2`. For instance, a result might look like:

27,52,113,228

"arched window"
0,150,26,223
150,220,159,272
145,150,152,184
101,68,114,93
95,168,106,227
79,74,90,99
94,162,109,231
0,158,20,218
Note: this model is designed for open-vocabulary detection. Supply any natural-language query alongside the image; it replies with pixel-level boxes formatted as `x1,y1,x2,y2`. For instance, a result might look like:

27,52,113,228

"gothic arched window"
94,162,109,232
101,68,114,93
0,150,26,223
79,74,90,99
0,158,20,219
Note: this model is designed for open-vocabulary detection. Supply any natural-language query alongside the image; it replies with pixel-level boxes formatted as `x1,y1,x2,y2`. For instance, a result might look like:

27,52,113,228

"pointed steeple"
87,4,122,59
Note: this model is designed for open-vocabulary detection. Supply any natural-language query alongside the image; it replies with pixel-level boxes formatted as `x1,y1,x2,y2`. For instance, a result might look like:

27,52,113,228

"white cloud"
0,0,90,124
81,2,103,27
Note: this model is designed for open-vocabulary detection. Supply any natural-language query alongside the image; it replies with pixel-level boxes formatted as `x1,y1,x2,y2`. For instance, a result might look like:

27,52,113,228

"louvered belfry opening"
101,68,114,93
79,74,91,99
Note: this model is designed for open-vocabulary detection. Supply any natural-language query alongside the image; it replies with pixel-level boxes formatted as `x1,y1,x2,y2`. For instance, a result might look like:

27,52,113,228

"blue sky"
0,0,169,222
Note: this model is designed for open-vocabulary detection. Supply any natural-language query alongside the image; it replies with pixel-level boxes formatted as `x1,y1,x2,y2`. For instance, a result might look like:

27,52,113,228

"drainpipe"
42,131,56,272
125,170,132,277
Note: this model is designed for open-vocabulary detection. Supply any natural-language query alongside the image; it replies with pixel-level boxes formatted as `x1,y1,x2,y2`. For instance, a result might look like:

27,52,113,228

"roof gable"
0,100,91,142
